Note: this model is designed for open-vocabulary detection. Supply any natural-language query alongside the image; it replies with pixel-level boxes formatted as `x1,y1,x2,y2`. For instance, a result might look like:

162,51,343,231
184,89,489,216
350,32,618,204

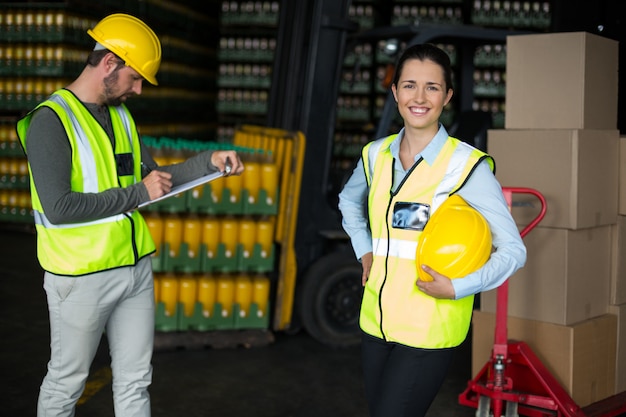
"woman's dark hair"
392,43,453,92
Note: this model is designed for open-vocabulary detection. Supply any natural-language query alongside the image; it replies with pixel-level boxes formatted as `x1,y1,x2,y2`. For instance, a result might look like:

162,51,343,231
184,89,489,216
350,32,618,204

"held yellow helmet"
87,13,161,85
416,194,492,281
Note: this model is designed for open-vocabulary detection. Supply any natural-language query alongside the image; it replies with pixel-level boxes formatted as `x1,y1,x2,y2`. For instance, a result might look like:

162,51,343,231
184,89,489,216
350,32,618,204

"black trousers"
361,331,456,417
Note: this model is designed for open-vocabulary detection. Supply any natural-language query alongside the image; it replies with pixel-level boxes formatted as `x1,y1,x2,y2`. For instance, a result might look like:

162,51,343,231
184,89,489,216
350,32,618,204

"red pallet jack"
459,187,626,417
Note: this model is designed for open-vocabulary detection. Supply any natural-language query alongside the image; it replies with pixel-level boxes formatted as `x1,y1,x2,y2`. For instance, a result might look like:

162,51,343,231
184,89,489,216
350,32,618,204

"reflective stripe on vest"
17,90,155,276
360,136,493,348
31,93,132,228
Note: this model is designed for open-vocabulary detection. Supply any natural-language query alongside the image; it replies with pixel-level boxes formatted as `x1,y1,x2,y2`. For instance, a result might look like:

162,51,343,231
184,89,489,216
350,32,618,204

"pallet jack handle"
495,187,547,358
501,187,547,239
461,187,626,417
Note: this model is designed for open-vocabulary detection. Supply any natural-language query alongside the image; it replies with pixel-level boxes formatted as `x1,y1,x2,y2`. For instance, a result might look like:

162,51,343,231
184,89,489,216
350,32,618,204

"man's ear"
102,52,121,75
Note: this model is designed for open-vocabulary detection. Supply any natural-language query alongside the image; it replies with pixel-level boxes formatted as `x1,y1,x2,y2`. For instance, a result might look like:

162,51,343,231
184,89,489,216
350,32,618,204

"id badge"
392,202,430,231
115,153,134,176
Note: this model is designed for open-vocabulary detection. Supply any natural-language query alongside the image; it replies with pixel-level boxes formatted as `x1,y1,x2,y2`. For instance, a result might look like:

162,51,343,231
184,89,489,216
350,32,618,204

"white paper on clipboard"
138,171,224,208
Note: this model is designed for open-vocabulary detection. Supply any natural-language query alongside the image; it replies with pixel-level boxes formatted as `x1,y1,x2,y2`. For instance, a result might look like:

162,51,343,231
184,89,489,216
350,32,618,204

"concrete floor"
0,226,480,417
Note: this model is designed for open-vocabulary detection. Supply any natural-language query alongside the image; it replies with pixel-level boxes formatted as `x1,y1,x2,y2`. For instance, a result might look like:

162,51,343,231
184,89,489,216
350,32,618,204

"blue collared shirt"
337,125,527,300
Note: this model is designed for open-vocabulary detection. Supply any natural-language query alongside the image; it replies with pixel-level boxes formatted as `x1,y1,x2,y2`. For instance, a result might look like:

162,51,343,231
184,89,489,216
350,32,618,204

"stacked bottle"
139,134,283,333
0,122,32,222
153,271,271,329
141,136,279,212
145,213,275,270
260,150,278,206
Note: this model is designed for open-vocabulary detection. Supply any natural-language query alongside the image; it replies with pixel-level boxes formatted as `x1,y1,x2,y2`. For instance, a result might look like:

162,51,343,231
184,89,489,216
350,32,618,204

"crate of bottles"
154,272,271,332
144,212,276,274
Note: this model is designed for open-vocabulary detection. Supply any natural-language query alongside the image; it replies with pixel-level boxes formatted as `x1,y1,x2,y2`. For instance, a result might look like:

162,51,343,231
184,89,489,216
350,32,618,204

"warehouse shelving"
331,0,553,170
215,1,281,143
0,0,221,224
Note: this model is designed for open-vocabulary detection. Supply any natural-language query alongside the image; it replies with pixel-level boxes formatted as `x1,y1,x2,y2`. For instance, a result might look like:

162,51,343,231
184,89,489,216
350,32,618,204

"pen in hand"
141,162,152,176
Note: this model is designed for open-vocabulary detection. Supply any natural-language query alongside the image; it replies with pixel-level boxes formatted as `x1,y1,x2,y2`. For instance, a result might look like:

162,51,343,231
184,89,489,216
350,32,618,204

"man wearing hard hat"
17,13,243,417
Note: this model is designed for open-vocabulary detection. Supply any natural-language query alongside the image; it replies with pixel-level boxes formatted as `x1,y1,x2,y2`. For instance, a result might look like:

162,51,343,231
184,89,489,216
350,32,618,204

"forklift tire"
297,252,363,348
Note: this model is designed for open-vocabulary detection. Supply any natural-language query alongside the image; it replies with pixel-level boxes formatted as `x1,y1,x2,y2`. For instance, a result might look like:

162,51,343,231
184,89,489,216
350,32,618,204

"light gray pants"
38,256,155,417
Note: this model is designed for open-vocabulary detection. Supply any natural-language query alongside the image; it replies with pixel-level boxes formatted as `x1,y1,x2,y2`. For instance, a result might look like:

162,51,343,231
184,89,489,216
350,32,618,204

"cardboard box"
471,310,617,407
481,225,612,325
608,304,626,393
505,32,619,129
610,217,626,305
618,136,626,215
488,129,619,230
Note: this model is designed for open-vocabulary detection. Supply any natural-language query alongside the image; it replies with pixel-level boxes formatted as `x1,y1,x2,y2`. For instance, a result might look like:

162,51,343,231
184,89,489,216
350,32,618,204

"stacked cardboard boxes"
473,32,624,407
613,136,626,393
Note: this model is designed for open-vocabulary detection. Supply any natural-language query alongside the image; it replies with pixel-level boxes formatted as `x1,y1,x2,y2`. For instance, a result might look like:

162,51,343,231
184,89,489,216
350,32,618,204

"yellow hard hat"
87,13,161,85
416,194,492,281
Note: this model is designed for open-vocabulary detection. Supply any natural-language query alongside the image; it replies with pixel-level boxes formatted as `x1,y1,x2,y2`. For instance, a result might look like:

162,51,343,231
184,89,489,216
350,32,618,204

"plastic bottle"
6,189,18,209
182,214,202,259
17,190,30,210
256,216,274,258
242,150,261,204
150,142,169,167
159,272,178,317
0,158,9,182
163,214,183,258
260,150,278,205
238,216,256,258
178,273,198,317
197,274,216,317
0,126,7,150
167,141,186,165
252,274,270,318
220,216,238,258
0,190,7,207
153,273,161,305
201,215,220,259
224,163,243,203
210,176,225,203
216,274,235,318
144,212,164,256
7,157,19,183
17,158,28,179
234,274,252,318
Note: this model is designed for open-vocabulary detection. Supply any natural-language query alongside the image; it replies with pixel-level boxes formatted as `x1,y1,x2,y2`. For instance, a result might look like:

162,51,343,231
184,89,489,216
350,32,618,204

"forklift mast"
267,0,356,280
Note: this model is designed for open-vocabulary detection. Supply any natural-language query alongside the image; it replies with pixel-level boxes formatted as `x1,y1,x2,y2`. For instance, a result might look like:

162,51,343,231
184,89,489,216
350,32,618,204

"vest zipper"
378,156,423,339
378,158,398,340
125,212,139,263
393,156,423,196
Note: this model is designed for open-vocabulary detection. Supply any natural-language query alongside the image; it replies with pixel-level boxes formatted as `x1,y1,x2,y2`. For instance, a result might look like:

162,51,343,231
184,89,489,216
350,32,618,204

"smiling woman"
337,43,526,417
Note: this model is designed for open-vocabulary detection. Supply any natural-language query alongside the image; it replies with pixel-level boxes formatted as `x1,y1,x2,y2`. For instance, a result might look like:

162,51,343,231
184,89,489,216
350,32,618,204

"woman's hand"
360,252,373,286
416,265,456,299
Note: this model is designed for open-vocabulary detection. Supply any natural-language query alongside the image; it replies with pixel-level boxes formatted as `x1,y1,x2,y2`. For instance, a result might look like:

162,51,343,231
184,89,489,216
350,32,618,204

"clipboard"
138,171,224,208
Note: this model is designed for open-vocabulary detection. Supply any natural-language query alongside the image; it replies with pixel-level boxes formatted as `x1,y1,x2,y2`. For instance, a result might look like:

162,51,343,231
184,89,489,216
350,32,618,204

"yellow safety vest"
17,89,155,276
361,134,494,348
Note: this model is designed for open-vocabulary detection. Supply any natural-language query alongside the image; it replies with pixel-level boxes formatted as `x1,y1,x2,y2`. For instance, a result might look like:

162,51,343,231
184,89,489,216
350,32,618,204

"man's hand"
211,150,244,176
142,170,173,200
360,252,373,286
416,265,456,299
